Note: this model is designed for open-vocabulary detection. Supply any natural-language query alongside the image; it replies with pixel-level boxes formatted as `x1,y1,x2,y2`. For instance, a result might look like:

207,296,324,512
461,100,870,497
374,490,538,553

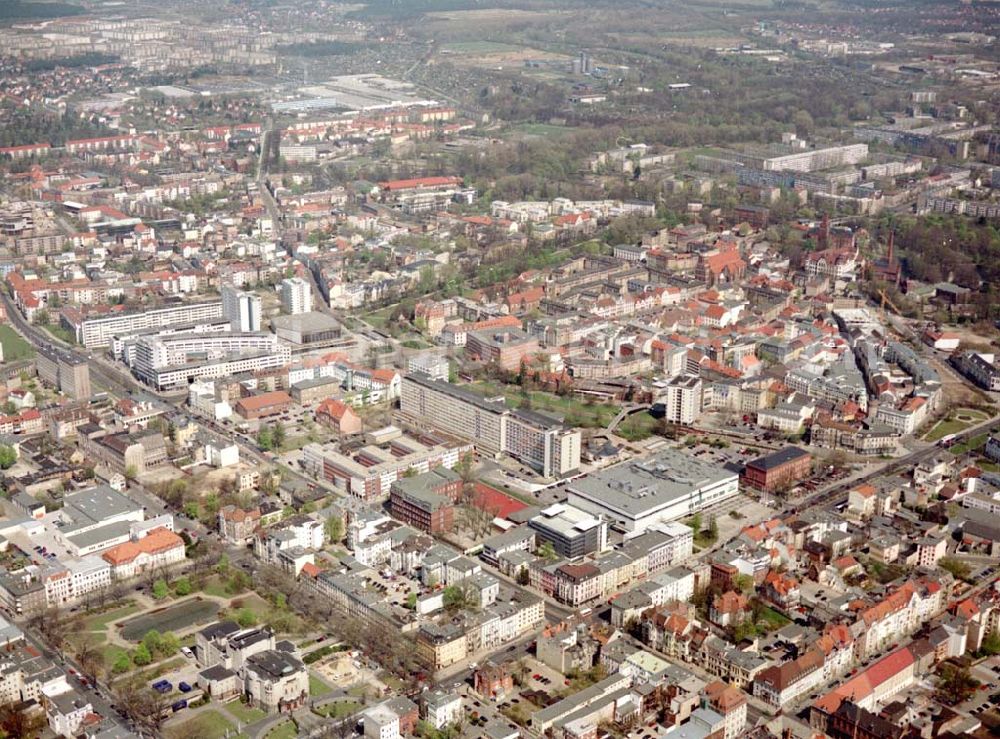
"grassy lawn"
952,433,988,455
443,40,522,53
84,603,140,632
361,305,394,330
266,720,298,739
315,700,362,718
100,643,130,669
514,122,573,137
617,412,656,442
309,674,333,697
165,710,240,739
472,381,617,428
757,606,791,631
978,459,1000,473
380,672,404,691
924,418,969,442
279,435,315,452
225,701,267,724
201,575,235,599
0,325,34,360
40,322,76,344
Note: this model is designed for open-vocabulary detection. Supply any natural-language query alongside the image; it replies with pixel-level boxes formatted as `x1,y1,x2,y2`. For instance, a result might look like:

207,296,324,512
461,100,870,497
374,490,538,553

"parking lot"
364,567,421,610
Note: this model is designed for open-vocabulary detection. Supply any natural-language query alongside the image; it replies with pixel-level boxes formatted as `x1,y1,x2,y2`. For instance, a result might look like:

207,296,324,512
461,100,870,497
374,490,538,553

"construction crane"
879,288,905,317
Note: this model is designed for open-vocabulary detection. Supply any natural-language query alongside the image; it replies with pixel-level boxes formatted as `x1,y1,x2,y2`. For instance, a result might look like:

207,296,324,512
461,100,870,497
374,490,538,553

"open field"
83,603,140,631
225,701,267,724
441,41,522,54
0,325,34,360
472,381,618,427
923,408,991,442
165,710,244,739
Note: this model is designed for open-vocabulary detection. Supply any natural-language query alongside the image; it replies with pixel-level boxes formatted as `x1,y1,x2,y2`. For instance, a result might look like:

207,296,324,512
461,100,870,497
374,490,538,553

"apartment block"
401,373,581,478
222,284,262,332
63,300,224,348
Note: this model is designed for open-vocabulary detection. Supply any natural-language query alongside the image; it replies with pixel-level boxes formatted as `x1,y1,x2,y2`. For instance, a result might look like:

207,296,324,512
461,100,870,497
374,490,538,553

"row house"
852,579,947,660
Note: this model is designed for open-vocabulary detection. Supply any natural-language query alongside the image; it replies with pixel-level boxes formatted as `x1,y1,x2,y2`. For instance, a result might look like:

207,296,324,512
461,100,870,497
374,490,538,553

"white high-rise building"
662,374,702,424
280,277,312,315
222,285,262,332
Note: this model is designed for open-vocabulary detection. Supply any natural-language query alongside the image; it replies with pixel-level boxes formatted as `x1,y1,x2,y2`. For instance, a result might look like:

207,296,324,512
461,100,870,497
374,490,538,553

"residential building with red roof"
315,398,362,436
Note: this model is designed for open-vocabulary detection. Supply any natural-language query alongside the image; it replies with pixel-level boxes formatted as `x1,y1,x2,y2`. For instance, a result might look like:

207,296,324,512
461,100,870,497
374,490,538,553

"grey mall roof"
60,485,142,536
567,449,736,519
270,311,341,333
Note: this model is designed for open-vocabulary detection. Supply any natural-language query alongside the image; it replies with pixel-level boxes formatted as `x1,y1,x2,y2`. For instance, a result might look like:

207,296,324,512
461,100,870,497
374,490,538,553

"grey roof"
65,520,134,551
60,485,142,536
567,449,737,520
200,664,237,681
245,649,304,679
271,311,341,333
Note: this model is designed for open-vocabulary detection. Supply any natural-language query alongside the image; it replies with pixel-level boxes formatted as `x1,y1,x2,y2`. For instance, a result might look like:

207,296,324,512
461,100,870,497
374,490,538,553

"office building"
740,447,812,493
528,504,607,559
222,284,262,332
35,345,91,400
280,277,312,315
407,352,451,382
401,373,581,478
389,468,461,534
566,450,739,534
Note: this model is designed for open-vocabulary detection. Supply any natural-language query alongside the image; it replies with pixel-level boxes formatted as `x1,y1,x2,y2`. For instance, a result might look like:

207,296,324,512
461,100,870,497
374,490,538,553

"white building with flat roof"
280,277,312,315
566,450,738,534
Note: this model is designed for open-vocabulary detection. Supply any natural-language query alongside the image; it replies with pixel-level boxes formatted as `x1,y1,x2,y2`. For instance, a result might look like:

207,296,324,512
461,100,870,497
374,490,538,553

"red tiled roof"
102,527,183,566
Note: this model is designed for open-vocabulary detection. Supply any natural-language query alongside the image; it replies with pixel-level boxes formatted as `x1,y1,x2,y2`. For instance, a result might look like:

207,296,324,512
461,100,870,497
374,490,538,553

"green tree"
235,608,257,627
406,592,418,610
142,630,162,655
257,427,274,451
0,446,15,470
160,633,179,657
174,577,192,596
272,423,286,450
112,652,132,674
935,663,979,705
325,515,344,544
443,584,474,613
124,464,139,481
183,501,200,520
940,557,972,582
689,512,703,535
982,630,1000,656
151,579,169,600
708,516,719,541
132,643,152,666
537,541,558,562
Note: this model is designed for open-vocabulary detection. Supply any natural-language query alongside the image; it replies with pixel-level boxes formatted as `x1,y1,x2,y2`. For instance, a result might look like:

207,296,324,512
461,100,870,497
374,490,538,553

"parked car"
152,680,172,694
171,699,188,712
178,682,192,693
